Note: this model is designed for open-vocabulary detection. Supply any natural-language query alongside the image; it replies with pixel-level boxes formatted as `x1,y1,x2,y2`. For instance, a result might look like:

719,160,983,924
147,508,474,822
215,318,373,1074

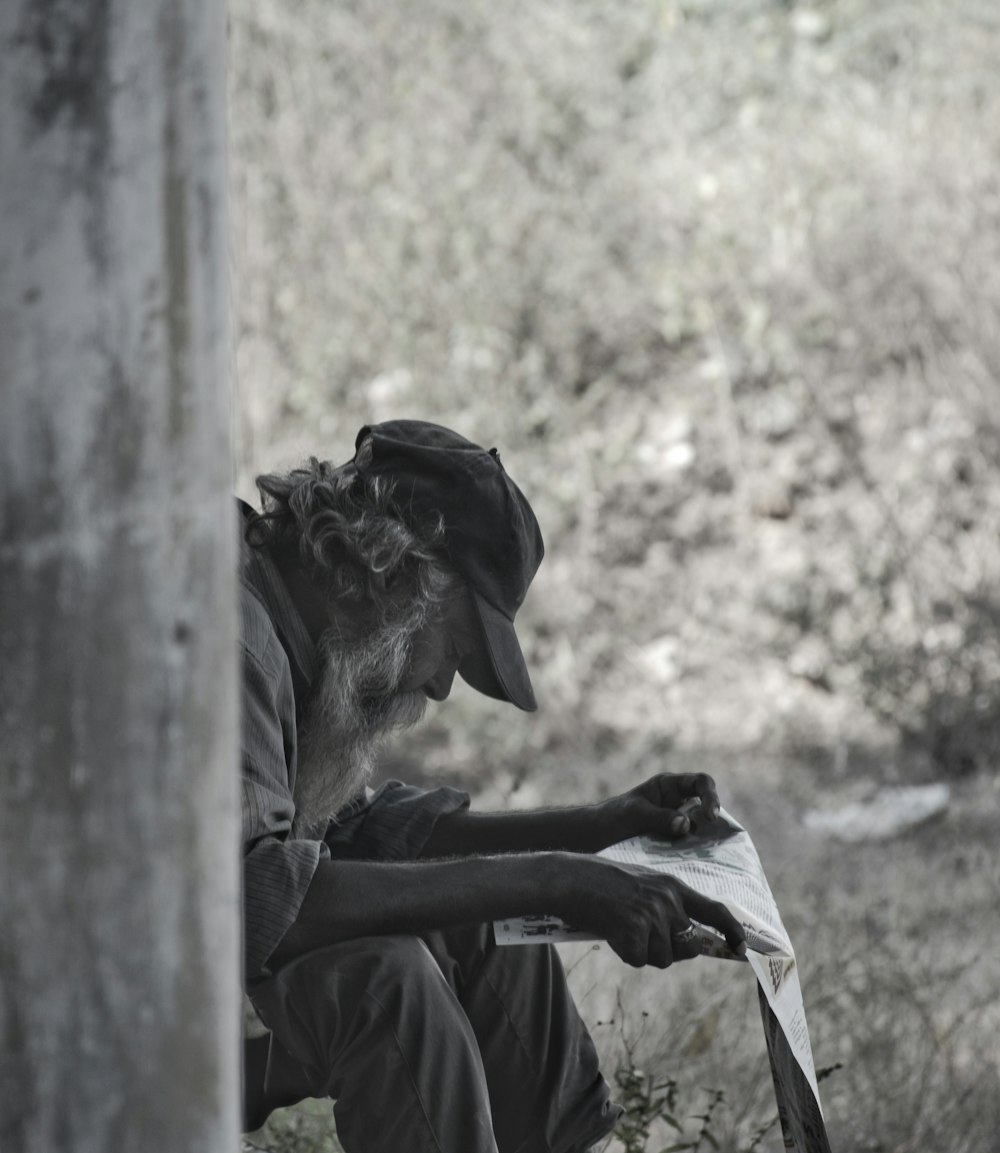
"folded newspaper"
493,808,833,1153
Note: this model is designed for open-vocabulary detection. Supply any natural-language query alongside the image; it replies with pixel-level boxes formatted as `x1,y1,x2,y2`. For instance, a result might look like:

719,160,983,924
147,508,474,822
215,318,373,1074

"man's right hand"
550,853,746,969
270,851,745,972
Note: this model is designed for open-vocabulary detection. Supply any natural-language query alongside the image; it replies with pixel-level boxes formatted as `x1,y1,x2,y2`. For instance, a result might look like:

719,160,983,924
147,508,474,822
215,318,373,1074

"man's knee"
313,935,451,1005
342,934,455,1015
245,936,492,1136
256,936,464,1063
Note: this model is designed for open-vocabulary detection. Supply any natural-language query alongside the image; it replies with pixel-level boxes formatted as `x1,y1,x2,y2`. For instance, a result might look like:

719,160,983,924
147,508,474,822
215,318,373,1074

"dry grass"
564,754,1000,1153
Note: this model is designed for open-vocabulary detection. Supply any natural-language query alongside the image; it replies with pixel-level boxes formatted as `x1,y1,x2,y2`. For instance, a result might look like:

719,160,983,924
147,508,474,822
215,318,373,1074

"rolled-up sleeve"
241,596,329,981
324,779,470,860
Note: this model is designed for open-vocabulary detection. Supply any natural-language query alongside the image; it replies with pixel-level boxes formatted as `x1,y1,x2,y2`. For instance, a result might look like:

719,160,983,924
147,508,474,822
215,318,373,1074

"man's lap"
243,925,621,1152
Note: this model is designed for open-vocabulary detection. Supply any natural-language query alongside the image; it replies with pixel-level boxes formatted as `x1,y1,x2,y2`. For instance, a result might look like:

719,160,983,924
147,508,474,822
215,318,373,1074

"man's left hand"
421,772,726,858
597,772,723,846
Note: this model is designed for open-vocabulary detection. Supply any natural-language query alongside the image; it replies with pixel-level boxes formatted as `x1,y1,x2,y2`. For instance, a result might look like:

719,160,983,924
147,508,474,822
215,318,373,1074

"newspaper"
493,808,832,1153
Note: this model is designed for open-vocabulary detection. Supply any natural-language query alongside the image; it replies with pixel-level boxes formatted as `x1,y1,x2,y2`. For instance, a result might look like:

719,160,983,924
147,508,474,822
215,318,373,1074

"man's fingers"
669,922,703,963
609,933,648,969
629,796,689,838
636,794,712,837
647,926,674,969
690,772,721,819
630,772,724,833
682,890,747,954
665,772,722,820
662,780,719,835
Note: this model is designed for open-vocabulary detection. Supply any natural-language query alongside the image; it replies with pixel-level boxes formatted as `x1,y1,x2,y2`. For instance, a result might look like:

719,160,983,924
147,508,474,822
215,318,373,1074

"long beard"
292,621,428,837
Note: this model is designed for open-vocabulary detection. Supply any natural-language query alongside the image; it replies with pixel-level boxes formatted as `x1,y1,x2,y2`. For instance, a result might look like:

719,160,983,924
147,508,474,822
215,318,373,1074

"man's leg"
420,923,622,1153
248,935,501,1153
246,928,621,1153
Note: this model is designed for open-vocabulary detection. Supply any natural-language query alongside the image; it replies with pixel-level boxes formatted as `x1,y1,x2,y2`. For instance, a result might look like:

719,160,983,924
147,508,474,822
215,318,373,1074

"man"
240,419,745,1153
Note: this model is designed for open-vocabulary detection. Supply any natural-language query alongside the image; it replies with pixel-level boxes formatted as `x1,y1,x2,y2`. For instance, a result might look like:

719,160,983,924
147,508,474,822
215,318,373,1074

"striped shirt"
238,502,469,983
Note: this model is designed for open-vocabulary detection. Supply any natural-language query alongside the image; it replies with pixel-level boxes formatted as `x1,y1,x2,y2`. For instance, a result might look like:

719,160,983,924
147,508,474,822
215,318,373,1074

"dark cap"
353,420,544,711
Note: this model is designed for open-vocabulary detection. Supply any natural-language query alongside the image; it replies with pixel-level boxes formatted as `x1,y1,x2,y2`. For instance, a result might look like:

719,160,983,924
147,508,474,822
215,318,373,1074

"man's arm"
419,772,724,858
419,804,614,856
270,853,564,965
267,849,746,971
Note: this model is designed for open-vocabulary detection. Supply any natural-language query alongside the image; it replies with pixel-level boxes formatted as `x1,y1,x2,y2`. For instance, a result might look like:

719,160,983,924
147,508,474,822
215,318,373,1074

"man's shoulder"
235,496,318,699
235,499,279,658
239,577,286,680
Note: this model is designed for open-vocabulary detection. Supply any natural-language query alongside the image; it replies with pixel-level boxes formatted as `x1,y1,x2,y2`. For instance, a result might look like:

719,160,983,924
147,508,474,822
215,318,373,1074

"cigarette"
679,796,703,818
697,925,749,962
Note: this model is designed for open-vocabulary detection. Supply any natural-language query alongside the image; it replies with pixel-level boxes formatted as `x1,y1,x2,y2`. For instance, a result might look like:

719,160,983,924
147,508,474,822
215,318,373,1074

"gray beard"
292,625,428,837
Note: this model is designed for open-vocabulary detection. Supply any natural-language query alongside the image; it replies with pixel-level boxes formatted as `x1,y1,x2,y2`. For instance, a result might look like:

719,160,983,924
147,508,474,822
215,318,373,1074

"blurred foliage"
229,0,1000,789
244,1099,343,1153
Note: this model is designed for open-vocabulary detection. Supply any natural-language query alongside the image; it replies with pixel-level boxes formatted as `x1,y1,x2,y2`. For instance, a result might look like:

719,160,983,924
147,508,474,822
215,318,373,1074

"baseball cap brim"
459,590,537,712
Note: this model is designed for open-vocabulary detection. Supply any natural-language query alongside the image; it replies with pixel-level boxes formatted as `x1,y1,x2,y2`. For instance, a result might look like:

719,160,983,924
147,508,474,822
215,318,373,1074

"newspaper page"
493,809,832,1153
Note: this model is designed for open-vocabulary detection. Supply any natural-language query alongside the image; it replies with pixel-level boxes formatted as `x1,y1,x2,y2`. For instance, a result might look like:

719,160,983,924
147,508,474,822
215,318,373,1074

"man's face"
397,588,482,701
292,577,484,834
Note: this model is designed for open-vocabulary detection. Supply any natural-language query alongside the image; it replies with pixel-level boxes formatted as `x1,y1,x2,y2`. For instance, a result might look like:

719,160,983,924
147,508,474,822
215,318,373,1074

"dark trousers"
244,922,621,1153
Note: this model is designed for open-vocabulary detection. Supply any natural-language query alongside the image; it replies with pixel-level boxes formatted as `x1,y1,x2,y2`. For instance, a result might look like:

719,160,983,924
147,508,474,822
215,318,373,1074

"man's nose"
423,667,457,701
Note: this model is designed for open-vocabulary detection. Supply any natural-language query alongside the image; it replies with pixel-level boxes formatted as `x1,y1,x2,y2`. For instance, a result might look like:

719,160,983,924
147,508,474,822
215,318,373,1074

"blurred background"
229,2,1000,1150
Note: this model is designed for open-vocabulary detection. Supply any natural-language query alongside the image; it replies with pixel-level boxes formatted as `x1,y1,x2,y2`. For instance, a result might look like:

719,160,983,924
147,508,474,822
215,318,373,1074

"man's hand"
421,772,727,859
271,843,745,973
554,853,745,969
598,772,723,846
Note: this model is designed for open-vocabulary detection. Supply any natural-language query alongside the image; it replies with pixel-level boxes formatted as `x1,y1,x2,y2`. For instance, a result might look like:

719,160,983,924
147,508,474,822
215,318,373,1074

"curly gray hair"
246,454,461,640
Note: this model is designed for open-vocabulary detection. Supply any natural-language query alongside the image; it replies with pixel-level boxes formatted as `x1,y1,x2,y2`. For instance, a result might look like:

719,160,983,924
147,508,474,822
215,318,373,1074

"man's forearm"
266,837,749,974
268,852,570,967
419,803,615,858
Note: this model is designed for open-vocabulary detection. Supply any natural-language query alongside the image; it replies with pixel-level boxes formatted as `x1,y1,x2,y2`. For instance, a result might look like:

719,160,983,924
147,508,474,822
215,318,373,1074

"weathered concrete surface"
0,2,238,1151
